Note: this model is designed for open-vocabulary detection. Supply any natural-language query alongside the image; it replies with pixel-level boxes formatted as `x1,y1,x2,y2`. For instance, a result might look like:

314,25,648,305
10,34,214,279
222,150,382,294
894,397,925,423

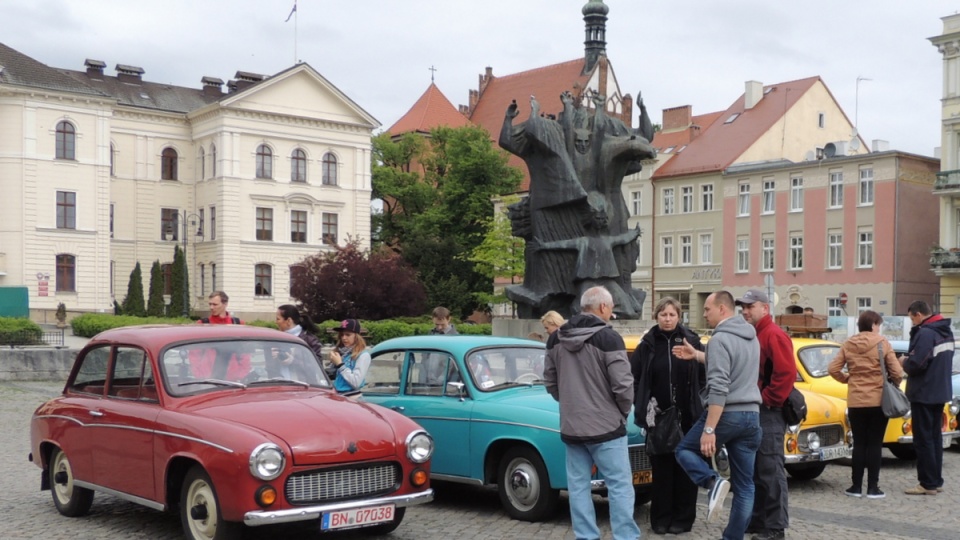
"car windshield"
797,344,840,378
465,347,545,391
160,339,330,396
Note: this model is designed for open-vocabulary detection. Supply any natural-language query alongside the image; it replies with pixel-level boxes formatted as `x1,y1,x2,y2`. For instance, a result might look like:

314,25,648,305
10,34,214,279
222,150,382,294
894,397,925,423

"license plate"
632,470,652,485
321,504,395,531
819,446,851,461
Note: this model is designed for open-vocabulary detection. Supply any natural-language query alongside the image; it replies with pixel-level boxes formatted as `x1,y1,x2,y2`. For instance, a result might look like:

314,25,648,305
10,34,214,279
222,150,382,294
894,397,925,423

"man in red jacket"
737,290,796,540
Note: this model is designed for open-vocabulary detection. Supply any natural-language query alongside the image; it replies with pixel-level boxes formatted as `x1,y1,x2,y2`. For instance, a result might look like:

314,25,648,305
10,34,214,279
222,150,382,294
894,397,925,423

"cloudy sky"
1,0,953,156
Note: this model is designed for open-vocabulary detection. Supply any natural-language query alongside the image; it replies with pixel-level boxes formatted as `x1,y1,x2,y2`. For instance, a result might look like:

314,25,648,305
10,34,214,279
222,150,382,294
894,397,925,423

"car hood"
798,388,845,420
187,391,400,465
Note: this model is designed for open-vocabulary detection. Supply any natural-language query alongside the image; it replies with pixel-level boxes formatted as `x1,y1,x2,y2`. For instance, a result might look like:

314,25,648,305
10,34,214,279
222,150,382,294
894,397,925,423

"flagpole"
294,2,298,64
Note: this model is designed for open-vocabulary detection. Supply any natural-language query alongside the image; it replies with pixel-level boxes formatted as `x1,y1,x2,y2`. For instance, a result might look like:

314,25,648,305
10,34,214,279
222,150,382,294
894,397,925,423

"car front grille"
800,424,844,449
629,445,651,471
285,462,401,505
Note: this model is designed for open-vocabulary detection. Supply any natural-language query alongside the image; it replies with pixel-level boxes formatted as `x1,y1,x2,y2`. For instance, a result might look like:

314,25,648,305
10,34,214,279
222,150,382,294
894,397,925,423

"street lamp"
165,211,203,318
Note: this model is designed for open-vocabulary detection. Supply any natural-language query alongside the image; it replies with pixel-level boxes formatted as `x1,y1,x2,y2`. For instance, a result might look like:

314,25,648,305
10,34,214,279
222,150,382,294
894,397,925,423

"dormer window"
724,113,740,124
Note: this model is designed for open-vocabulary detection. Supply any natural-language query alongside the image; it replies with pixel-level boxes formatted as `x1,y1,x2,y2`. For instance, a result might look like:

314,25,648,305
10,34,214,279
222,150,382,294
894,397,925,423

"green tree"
146,260,165,317
469,196,526,315
120,262,146,317
169,245,189,317
372,125,523,317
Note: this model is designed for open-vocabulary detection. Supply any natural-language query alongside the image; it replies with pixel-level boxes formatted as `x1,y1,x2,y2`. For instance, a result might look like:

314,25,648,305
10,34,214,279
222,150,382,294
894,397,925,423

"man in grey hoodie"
673,290,762,540
544,286,640,540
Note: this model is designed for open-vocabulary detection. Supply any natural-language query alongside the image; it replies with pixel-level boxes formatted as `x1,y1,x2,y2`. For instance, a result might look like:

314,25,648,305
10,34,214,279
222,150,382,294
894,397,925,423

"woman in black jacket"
275,304,326,377
631,297,705,535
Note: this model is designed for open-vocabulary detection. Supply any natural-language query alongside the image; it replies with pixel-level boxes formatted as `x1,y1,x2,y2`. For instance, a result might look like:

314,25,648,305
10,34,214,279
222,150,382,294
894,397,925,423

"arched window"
109,143,116,176
161,148,178,180
210,144,217,178
56,121,76,160
291,149,307,183
289,264,306,297
56,254,76,292
255,264,272,296
198,147,205,180
322,152,337,185
256,144,273,179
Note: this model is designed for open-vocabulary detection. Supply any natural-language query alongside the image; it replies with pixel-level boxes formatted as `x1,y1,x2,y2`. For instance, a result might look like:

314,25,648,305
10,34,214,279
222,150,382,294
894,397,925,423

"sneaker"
751,530,785,540
936,486,944,493
866,487,885,499
844,486,862,498
706,477,730,522
904,484,937,495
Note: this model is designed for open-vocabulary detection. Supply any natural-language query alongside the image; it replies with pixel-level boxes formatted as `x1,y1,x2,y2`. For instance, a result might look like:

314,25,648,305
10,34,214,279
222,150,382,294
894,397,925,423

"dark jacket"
544,312,634,444
630,324,705,431
904,314,954,404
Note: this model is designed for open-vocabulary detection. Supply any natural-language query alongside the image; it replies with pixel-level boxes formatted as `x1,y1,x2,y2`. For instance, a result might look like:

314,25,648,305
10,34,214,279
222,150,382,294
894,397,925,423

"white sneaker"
706,477,730,522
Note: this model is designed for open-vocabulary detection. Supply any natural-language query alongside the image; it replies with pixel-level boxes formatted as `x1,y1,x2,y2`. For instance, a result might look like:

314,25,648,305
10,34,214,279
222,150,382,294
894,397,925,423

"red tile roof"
651,111,724,152
387,82,470,135
653,76,821,179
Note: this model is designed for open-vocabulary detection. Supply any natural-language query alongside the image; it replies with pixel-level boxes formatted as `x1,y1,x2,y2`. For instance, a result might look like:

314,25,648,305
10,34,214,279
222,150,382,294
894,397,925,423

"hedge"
0,317,44,345
71,313,193,338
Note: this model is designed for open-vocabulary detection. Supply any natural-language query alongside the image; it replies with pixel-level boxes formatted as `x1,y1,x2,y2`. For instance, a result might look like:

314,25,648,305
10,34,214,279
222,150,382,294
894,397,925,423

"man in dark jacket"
902,300,954,495
738,289,796,540
544,286,640,540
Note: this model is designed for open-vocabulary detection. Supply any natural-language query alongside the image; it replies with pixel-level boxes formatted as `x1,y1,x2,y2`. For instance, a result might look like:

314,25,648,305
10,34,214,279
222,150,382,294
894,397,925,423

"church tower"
582,0,608,75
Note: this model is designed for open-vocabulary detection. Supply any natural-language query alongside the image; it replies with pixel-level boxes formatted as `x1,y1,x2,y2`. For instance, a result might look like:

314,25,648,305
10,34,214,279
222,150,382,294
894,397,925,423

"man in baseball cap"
735,289,770,307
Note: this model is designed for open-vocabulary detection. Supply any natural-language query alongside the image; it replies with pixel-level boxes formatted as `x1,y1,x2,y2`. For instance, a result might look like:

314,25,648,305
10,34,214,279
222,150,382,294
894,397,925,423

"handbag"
645,351,683,455
782,387,807,426
877,343,910,418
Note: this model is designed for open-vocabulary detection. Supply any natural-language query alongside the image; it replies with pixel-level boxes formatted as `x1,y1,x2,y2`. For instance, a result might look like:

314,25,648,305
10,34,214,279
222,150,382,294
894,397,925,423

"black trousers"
649,452,698,531
750,406,788,531
911,402,945,490
848,406,888,490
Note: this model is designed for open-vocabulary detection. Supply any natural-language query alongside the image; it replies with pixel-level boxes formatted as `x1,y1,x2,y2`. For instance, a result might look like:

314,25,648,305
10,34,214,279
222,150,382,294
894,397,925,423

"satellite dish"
851,127,859,137
849,137,861,151
804,150,815,161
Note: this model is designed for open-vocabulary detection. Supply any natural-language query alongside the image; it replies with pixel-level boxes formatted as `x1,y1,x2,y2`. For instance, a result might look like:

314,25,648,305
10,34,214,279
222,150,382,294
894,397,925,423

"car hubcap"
506,459,540,510
53,453,74,503
187,479,217,539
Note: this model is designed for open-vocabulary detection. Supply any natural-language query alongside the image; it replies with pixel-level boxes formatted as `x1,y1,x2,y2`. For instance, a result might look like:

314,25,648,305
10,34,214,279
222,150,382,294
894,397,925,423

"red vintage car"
29,325,434,540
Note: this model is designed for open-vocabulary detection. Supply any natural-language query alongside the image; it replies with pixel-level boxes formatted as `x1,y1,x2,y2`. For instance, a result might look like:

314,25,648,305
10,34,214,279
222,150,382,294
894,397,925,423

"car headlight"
406,430,434,464
787,424,800,434
806,432,821,451
950,399,960,416
249,443,285,481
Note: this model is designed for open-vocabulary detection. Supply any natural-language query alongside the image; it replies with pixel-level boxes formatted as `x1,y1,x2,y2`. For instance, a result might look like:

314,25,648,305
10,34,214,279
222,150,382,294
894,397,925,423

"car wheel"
359,507,405,536
785,462,827,480
49,447,94,517
497,446,559,522
887,444,917,460
180,465,242,540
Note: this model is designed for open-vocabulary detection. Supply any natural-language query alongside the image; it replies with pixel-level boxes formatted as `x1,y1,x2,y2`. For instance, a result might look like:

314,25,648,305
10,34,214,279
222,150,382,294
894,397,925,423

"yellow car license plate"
632,470,652,485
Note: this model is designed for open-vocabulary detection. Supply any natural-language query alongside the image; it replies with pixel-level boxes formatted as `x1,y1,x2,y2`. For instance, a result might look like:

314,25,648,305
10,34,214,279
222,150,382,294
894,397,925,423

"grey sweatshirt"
704,316,762,412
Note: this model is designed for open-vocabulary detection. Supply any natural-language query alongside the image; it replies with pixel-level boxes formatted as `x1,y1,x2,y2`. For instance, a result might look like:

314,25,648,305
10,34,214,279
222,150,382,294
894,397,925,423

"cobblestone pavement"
3,381,957,540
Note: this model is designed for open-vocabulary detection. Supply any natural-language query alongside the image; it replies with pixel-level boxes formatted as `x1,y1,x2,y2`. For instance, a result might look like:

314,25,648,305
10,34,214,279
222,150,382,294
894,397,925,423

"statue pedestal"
493,318,653,341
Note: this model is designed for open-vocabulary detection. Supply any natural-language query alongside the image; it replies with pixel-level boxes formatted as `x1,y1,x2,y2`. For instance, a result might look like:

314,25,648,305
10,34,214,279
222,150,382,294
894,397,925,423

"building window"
322,152,338,185
828,232,843,269
210,144,217,178
680,235,692,265
56,254,76,292
162,263,173,295
857,297,872,314
289,264,306,296
291,210,307,243
197,208,204,238
662,187,675,215
827,297,843,317
161,148,178,180
818,112,825,129
109,203,114,238
762,179,775,214
790,176,803,211
110,260,115,296
110,143,116,176
199,263,205,297
789,235,804,270
210,206,216,240
256,208,273,241
56,121,75,160
291,149,307,183
211,263,217,292
255,264,272,296
858,230,874,268
699,233,713,264
161,208,179,241
198,147,205,180
661,236,674,266
701,184,714,212
631,191,642,216
737,237,749,272
256,144,273,179
57,191,76,229
762,237,774,272
829,171,843,208
859,167,874,205
681,186,694,213
738,182,750,216
322,213,338,245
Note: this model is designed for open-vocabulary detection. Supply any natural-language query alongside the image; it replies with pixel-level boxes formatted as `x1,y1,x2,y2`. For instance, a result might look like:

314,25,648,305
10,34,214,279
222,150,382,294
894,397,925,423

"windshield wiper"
247,378,311,388
179,379,246,389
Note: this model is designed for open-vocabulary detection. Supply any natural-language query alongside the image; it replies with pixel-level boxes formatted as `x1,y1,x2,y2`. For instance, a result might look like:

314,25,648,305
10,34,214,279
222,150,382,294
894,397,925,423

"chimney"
115,64,144,84
662,105,692,132
621,93,633,127
479,67,493,95
233,71,266,91
744,80,763,109
871,139,890,152
84,59,106,78
201,76,224,97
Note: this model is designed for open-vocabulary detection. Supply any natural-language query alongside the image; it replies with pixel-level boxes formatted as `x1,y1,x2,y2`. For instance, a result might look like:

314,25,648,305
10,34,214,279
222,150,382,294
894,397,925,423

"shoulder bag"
645,351,683,455
878,343,910,418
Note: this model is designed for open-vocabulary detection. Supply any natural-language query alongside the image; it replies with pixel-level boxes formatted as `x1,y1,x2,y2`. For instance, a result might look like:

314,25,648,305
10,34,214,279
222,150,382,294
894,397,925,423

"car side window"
363,351,403,395
406,351,458,396
71,345,111,395
109,347,157,401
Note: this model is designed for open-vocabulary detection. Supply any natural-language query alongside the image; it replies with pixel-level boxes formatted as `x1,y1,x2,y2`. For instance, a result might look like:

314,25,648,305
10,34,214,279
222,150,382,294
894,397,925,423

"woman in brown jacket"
828,310,903,499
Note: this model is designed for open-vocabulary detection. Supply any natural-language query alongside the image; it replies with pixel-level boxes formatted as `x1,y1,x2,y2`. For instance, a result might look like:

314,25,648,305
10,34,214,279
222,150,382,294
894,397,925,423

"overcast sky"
1,1,954,157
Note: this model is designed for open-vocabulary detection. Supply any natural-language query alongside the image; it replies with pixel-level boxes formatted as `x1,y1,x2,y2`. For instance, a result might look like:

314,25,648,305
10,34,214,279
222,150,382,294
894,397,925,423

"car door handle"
391,406,405,412
89,410,104,417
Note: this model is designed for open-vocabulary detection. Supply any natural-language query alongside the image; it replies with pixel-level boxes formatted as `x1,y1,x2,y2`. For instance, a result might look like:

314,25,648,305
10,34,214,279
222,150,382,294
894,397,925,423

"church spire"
582,0,608,75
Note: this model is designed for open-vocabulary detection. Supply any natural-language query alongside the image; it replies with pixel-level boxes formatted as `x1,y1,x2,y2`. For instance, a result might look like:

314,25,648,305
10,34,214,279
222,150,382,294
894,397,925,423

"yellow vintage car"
624,335,851,480
792,337,960,459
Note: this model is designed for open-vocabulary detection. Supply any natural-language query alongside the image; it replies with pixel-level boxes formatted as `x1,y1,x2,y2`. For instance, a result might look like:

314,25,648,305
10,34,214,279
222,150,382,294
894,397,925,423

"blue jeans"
565,435,640,540
675,410,761,540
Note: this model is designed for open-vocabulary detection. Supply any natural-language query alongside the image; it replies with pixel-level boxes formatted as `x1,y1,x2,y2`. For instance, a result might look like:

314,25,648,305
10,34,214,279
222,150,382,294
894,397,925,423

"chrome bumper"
784,444,851,464
897,430,959,444
243,489,433,527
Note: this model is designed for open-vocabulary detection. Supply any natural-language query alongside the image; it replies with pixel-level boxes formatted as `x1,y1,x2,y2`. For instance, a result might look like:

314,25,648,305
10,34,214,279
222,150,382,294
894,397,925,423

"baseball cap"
333,319,363,333
735,289,770,306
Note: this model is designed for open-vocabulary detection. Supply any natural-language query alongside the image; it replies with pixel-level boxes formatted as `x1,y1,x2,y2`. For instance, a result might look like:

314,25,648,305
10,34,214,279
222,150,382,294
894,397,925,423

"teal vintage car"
361,336,652,522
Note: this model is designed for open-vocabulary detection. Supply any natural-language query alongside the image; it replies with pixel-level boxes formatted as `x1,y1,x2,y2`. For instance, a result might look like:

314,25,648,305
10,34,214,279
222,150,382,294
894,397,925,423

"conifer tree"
121,262,146,317
169,245,189,317
146,260,166,317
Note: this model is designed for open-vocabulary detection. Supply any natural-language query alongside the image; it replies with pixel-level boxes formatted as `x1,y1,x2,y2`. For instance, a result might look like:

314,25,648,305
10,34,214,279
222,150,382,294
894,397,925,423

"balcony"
930,248,960,275
934,169,960,194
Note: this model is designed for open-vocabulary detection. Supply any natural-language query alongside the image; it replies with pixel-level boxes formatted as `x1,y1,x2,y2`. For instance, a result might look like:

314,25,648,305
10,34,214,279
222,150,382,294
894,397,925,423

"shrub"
0,317,44,345
70,313,192,338
246,319,279,330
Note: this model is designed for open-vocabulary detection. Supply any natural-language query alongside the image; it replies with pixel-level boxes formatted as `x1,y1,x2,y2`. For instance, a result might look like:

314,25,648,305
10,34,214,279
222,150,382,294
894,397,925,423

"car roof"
87,324,302,350
371,335,544,357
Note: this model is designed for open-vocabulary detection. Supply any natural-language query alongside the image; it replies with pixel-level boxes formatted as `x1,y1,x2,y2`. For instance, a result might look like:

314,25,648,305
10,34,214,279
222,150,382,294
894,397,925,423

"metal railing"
934,169,960,191
0,328,64,348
